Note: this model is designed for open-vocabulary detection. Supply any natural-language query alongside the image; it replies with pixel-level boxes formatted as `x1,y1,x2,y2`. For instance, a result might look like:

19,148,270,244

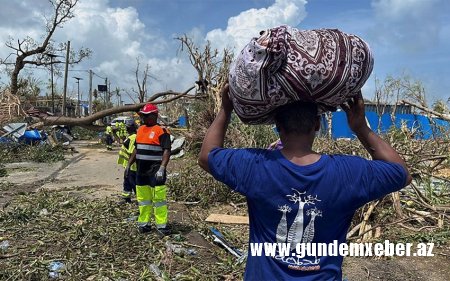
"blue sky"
1,0,449,105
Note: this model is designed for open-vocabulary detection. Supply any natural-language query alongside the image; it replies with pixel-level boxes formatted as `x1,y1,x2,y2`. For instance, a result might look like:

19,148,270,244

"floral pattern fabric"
228,25,374,124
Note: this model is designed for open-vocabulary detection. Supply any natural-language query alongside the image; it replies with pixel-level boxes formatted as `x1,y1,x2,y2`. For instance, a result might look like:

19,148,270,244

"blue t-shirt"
208,148,407,281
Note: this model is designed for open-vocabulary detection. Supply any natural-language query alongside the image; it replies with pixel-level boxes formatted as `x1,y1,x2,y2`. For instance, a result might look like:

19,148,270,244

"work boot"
116,197,131,205
138,225,152,234
156,227,171,237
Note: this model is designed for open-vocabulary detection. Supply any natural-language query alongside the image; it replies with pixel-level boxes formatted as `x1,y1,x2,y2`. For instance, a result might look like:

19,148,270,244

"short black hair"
274,101,318,135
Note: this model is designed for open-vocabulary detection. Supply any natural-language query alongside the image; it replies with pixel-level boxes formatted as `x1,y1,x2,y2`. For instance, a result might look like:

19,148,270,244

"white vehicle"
110,116,134,129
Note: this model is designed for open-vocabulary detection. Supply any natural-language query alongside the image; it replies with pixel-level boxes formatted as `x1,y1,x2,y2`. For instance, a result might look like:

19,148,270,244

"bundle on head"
228,25,374,124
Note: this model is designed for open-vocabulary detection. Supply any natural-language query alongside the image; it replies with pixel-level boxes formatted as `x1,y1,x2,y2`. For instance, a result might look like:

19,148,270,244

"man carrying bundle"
198,26,412,281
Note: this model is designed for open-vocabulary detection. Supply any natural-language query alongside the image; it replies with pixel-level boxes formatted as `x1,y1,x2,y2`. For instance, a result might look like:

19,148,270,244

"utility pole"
46,53,58,114
73,77,83,117
62,41,70,116
89,70,93,115
116,88,121,106
105,77,108,104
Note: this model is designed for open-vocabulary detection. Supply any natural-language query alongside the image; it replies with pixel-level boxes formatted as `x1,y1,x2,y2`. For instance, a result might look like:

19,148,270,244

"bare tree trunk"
10,63,23,97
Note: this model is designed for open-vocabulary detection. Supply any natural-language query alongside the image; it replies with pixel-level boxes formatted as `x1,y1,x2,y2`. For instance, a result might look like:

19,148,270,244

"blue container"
178,116,187,127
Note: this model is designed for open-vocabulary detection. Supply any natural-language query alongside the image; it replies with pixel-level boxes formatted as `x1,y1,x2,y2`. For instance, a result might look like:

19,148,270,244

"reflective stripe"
156,224,167,229
138,200,152,206
122,192,131,198
137,144,163,151
138,222,150,227
118,155,129,161
136,154,163,161
154,201,167,207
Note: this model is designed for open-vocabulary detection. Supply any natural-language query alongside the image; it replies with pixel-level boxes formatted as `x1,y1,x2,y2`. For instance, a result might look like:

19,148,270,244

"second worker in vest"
126,103,171,235
105,123,114,151
118,123,138,203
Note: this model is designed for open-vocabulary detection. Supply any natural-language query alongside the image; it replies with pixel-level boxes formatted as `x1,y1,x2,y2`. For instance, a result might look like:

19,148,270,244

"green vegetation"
0,143,65,163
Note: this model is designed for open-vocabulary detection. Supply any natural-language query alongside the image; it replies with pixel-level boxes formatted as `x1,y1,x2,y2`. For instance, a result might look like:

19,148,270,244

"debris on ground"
205,214,249,224
210,227,245,261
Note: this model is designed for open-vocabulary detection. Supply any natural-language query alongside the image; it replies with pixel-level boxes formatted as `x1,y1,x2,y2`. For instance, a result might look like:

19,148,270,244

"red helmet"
140,103,158,114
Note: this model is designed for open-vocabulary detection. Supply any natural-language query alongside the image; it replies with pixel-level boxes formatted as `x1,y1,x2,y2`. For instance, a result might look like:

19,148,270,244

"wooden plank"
205,214,249,225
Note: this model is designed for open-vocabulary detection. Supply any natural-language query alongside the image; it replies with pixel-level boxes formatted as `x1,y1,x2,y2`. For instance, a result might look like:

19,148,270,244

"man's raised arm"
342,92,412,185
198,84,233,173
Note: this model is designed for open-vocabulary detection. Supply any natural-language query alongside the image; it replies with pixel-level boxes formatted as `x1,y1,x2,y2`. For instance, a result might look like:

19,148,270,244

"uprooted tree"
0,0,91,98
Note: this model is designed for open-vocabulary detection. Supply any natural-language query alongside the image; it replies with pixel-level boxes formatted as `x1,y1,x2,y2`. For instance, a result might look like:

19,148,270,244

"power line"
22,65,106,78
22,65,89,72
92,71,106,80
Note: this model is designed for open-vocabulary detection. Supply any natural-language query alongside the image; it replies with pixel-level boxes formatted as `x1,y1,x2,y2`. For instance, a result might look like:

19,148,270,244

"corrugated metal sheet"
320,110,450,139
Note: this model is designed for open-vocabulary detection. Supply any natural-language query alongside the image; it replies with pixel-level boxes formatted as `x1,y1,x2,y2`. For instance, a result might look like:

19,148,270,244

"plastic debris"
165,241,197,256
149,263,165,280
48,261,65,279
0,240,10,252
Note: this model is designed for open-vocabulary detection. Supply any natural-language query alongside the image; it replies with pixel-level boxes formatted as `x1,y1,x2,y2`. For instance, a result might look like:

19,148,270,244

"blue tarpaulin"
18,129,42,144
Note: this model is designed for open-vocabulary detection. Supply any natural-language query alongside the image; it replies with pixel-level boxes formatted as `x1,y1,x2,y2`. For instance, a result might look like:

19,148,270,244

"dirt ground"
1,140,449,280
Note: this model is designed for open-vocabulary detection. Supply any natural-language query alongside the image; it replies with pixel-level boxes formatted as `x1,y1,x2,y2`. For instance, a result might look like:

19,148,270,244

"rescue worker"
105,122,114,150
116,121,128,144
134,112,141,127
117,123,138,203
127,103,171,235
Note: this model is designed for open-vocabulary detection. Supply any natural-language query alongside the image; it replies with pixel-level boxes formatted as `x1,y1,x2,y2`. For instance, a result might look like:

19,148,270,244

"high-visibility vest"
106,126,113,135
135,125,167,163
121,122,128,138
117,134,137,171
116,122,127,138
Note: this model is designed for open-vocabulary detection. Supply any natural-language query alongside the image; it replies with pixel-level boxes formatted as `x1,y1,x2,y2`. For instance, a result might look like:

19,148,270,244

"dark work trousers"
124,170,137,196
106,135,113,150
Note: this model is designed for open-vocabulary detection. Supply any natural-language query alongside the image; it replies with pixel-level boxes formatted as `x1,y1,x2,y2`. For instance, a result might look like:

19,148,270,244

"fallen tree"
401,99,450,122
31,86,196,130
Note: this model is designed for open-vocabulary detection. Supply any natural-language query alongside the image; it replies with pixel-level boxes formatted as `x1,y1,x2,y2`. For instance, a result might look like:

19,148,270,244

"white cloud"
0,0,311,104
145,57,197,93
370,0,446,52
0,0,170,102
372,0,438,20
206,0,307,53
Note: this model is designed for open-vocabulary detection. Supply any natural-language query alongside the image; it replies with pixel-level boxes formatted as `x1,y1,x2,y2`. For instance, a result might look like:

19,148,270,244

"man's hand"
221,84,233,114
341,91,368,133
155,166,165,182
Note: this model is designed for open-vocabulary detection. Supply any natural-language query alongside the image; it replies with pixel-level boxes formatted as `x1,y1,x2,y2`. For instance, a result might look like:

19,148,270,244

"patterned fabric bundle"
228,25,374,124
